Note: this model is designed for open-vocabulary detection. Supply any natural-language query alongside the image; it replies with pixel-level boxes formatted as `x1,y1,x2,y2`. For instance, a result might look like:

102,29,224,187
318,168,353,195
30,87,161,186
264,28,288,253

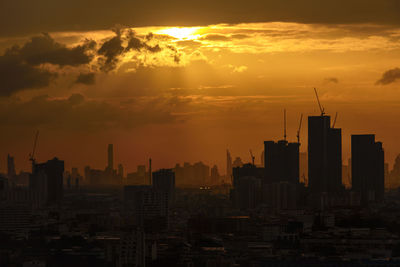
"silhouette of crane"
297,113,303,144
314,88,325,116
249,150,255,166
332,112,338,128
29,130,39,172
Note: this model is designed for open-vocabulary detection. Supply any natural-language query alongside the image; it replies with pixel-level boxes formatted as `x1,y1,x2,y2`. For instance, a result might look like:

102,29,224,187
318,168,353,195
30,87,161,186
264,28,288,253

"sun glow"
156,27,202,39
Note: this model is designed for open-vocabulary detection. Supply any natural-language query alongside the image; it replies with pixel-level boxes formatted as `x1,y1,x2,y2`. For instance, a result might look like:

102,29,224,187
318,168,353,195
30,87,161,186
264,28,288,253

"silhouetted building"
7,154,16,179
118,163,124,178
210,165,221,185
351,134,385,204
264,140,299,184
308,115,342,193
152,169,175,203
108,144,114,171
30,157,64,205
227,150,233,179
232,163,264,210
124,185,169,231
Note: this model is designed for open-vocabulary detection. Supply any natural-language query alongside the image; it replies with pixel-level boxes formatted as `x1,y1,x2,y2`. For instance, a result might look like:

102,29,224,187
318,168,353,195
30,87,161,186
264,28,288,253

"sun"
156,27,201,40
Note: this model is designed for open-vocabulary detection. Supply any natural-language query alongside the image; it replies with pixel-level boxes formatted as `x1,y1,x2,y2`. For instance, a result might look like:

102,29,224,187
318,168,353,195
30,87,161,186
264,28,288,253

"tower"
107,144,114,171
308,115,342,193
7,154,16,178
351,134,384,204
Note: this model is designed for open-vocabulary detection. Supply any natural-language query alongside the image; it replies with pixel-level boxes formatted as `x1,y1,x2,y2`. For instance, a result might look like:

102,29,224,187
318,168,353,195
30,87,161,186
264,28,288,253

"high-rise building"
108,144,114,171
124,185,169,231
30,157,64,205
227,150,232,179
264,140,299,184
7,154,16,179
210,165,220,184
351,134,384,204
118,164,124,178
152,169,175,204
308,115,342,193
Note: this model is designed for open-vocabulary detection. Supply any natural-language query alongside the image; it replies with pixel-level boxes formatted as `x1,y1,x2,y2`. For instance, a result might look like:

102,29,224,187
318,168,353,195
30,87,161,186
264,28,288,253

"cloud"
2,0,400,37
376,68,400,85
200,34,230,41
0,33,97,96
15,33,95,66
0,51,56,96
97,31,124,72
0,94,186,131
324,77,339,84
75,72,95,85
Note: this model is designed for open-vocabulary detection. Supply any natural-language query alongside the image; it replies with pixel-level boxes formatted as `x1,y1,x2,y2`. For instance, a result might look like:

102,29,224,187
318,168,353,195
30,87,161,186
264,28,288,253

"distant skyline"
1,2,400,174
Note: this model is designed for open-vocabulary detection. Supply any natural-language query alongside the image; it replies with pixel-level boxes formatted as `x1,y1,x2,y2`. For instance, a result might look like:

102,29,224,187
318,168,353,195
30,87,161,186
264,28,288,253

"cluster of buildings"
231,113,385,212
1,110,400,266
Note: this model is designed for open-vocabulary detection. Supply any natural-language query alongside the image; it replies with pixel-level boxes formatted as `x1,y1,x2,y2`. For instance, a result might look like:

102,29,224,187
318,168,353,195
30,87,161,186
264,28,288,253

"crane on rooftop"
29,130,39,172
332,112,338,128
249,150,255,166
314,88,325,116
297,113,303,144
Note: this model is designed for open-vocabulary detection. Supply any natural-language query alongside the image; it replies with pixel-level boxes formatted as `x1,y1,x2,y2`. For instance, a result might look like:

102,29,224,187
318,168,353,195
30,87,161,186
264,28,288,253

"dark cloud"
1,0,400,37
126,31,162,53
97,32,124,72
0,51,56,96
0,94,185,131
75,72,96,85
0,33,95,96
98,30,163,72
376,68,400,85
324,77,339,84
15,33,95,66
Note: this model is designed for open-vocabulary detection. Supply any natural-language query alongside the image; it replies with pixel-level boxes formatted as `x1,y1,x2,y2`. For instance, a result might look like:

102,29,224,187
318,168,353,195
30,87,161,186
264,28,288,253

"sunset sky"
1,0,400,174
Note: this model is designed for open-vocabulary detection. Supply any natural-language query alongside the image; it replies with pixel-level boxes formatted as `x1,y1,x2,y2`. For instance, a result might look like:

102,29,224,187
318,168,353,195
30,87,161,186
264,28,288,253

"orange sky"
1,22,400,175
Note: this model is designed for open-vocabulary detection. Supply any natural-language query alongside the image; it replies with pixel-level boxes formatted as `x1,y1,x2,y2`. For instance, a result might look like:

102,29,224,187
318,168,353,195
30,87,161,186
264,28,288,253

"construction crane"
283,109,287,141
332,112,338,128
29,130,39,172
297,113,303,144
249,150,255,166
314,88,325,116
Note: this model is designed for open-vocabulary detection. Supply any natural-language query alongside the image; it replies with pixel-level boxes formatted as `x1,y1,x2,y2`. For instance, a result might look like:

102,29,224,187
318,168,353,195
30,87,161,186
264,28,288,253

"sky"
1,0,400,175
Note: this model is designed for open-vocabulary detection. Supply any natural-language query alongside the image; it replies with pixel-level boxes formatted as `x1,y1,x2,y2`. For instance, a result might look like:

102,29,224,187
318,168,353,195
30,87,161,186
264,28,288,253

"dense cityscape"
2,92,400,266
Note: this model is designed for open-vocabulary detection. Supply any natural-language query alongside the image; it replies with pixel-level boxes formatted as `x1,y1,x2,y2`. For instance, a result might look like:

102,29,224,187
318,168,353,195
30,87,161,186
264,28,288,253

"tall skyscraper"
152,169,175,203
264,140,300,184
7,154,16,179
107,144,114,171
308,115,342,193
351,134,384,204
227,150,232,179
30,157,64,205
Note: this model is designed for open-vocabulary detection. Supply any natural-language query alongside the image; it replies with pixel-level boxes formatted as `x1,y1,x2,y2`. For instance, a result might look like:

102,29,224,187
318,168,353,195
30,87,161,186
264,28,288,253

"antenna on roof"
283,109,287,141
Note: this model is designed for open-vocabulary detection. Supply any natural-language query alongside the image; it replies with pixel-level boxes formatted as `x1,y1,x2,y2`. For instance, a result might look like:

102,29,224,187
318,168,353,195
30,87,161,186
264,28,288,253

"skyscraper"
227,149,232,179
107,144,114,171
264,140,300,184
351,134,384,204
152,169,175,203
30,157,64,205
308,115,342,193
7,154,16,179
